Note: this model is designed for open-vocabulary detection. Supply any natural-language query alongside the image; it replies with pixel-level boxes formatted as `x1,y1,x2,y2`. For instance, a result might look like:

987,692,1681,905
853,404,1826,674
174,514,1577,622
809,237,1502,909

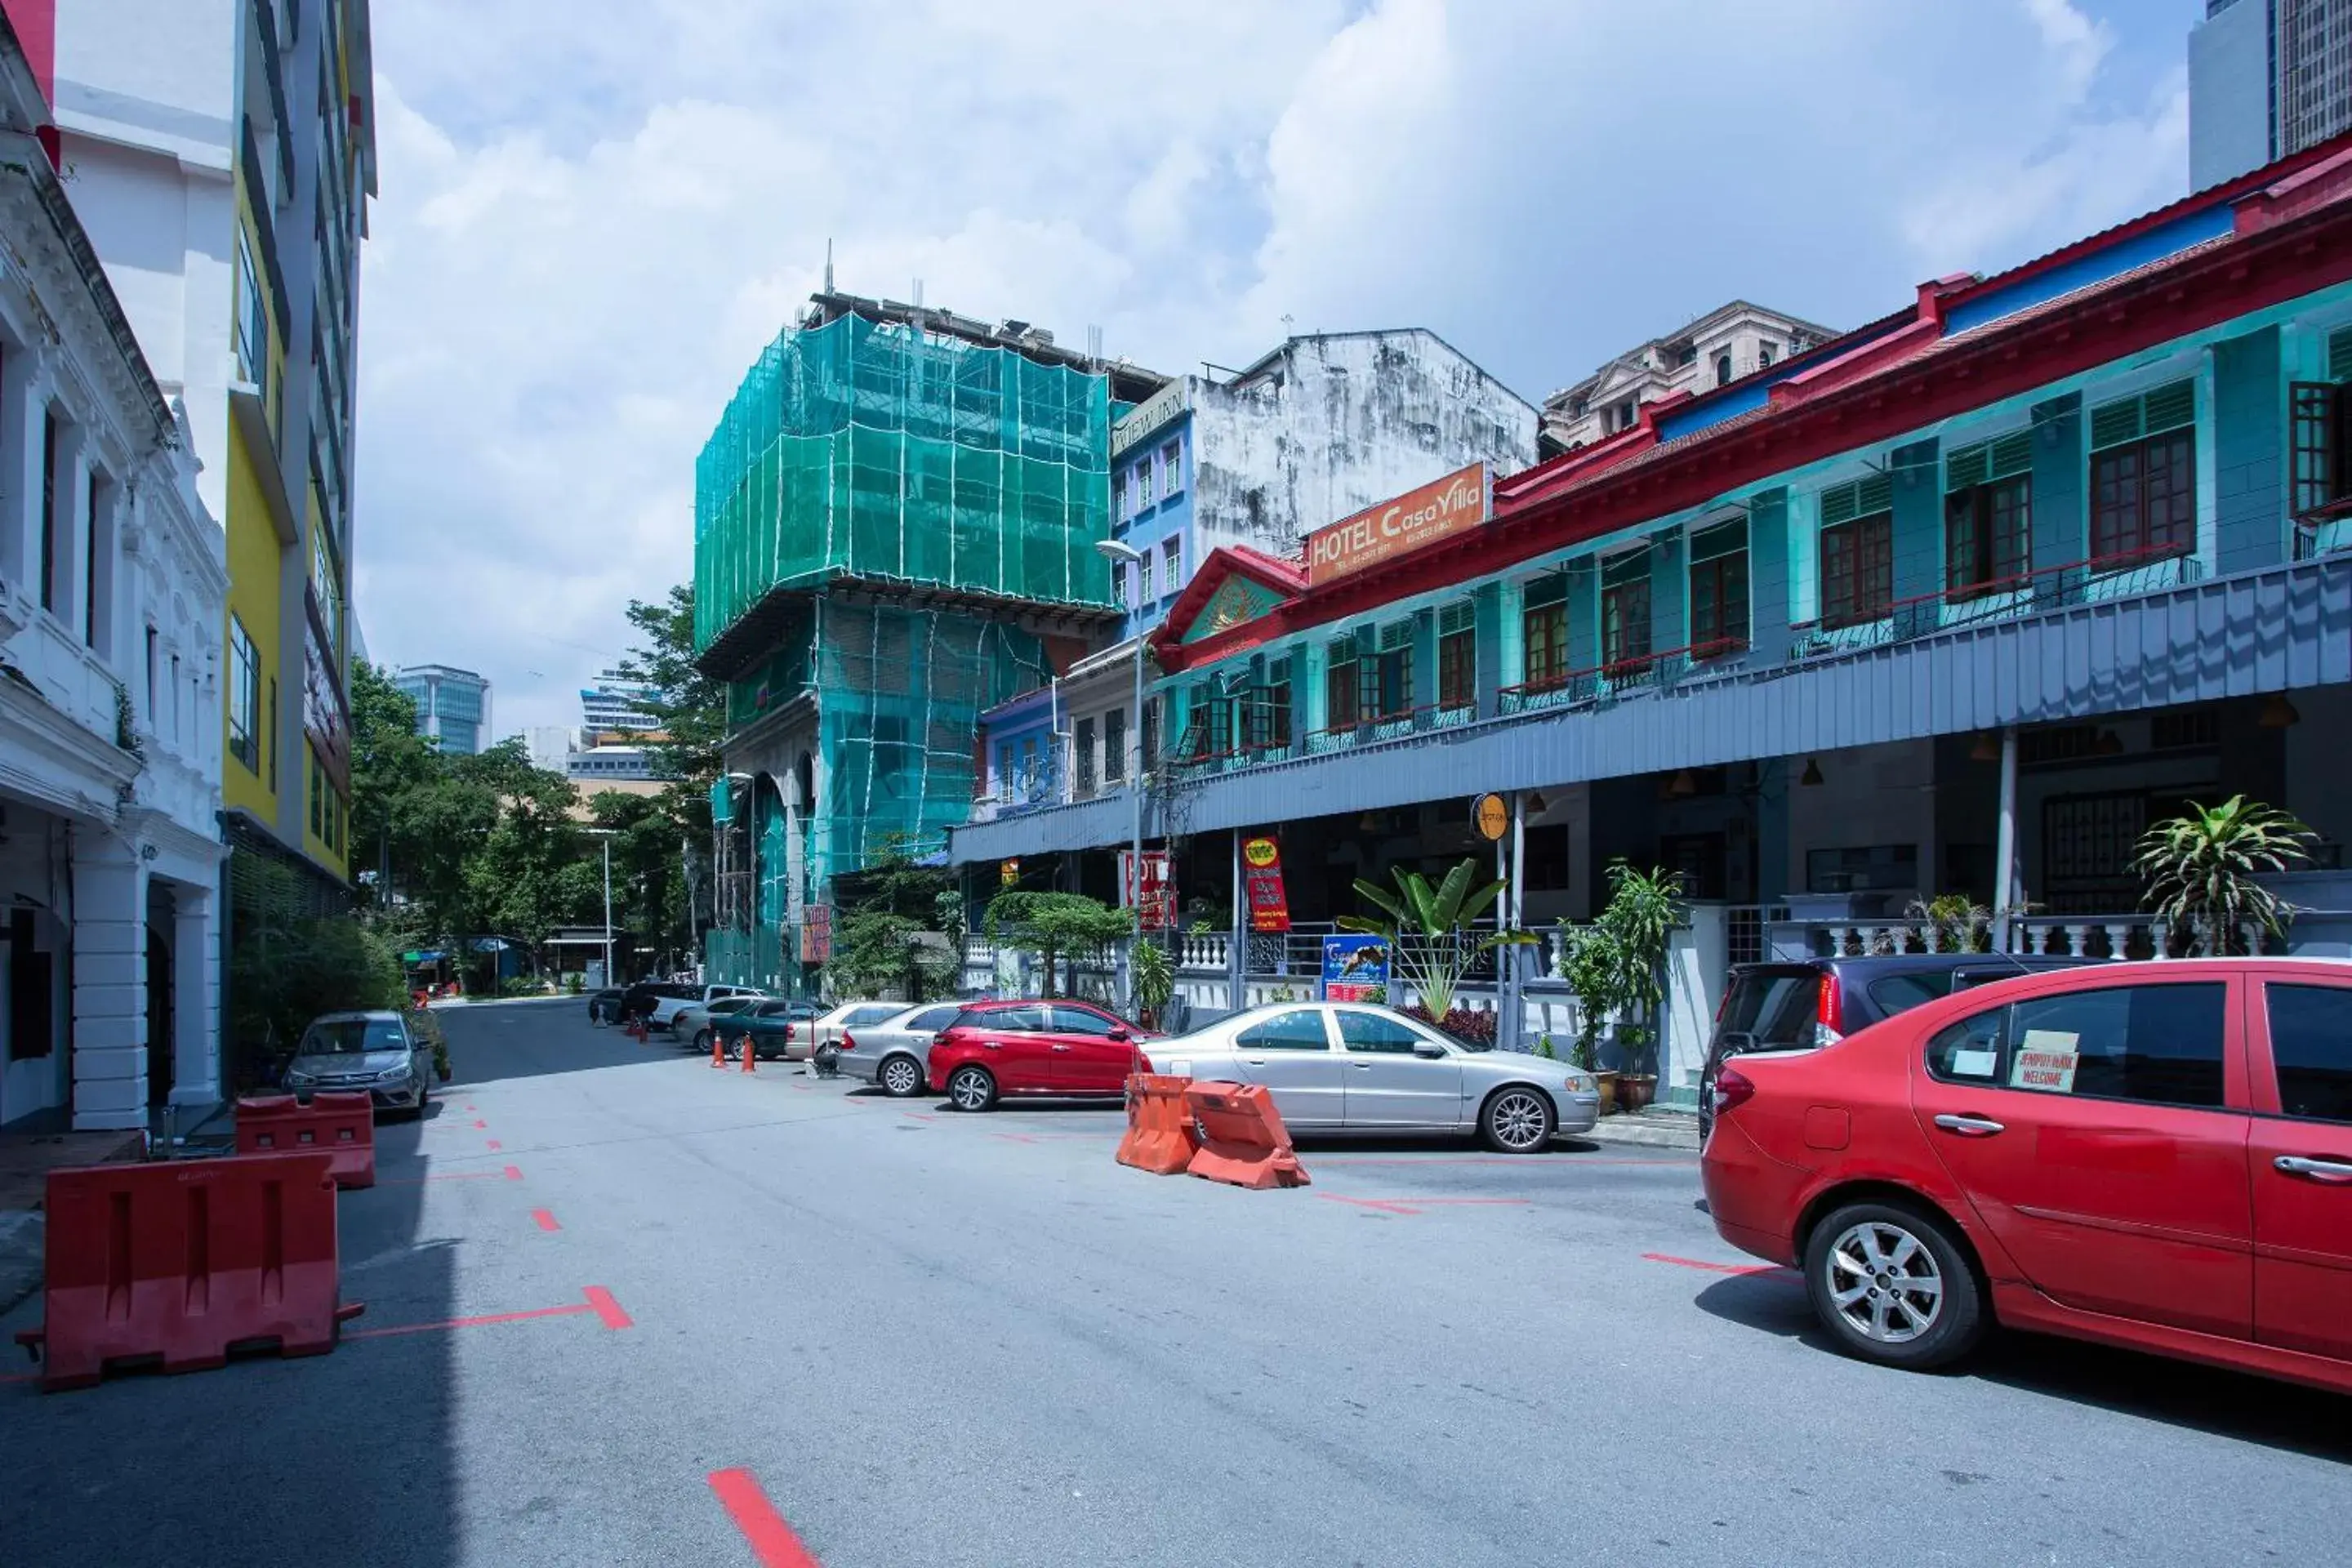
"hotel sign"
1306,463,1491,586
1112,379,1190,457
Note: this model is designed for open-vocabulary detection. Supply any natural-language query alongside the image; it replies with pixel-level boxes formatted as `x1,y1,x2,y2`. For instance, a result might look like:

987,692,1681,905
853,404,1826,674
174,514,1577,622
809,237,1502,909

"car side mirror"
1108,1027,1132,1043
1412,1040,1447,1059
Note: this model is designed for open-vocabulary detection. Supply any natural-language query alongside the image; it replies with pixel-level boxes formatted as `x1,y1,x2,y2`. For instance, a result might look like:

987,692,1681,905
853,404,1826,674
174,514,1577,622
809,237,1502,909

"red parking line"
348,1301,595,1339
380,1169,503,1186
1643,1251,1784,1276
486,1139,503,1151
1320,1194,1422,1214
708,1469,822,1568
991,1133,1039,1144
584,1286,634,1330
1316,1156,1687,1168
505,1165,523,1181
531,1208,561,1232
472,1119,488,1129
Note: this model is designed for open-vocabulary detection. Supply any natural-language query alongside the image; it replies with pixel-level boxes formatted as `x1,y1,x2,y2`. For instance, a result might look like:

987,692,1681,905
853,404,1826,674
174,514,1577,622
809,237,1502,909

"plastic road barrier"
1116,1075,1200,1175
13,1152,365,1392
236,1093,376,1189
1183,1082,1312,1190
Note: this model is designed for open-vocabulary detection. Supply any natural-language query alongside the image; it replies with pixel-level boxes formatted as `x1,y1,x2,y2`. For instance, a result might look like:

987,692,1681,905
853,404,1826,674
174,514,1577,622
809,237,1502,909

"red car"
926,1000,1155,1111
1703,959,2352,1396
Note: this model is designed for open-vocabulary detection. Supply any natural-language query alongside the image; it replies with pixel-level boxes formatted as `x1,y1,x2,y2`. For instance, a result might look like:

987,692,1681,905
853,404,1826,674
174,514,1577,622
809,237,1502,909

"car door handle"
1351,1062,1374,1071
981,1041,1000,1050
1242,1058,1267,1067
1050,1044,1072,1053
2274,1155,2352,1183
1932,1113,2006,1137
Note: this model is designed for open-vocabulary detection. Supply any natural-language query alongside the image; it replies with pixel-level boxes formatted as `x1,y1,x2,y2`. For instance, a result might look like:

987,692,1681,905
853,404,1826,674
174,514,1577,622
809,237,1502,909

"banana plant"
1339,858,1537,1020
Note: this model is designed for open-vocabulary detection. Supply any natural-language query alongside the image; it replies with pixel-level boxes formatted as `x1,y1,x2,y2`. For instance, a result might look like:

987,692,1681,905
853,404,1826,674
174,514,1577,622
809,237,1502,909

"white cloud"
354,0,2198,732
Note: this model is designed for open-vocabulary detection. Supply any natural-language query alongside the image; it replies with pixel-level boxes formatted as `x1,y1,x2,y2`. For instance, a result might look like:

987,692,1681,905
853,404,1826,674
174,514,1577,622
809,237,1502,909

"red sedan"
1703,959,2352,1395
926,1000,1155,1111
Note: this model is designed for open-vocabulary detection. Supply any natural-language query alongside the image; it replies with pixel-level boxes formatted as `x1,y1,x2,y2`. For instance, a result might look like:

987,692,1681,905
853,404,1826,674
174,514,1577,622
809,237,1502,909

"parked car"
642,982,765,1035
807,1001,907,1055
1702,958,2352,1396
838,1002,965,1096
927,1000,1157,1111
1697,953,2094,1143
283,1009,434,1118
675,995,768,1054
1143,1001,1601,1152
715,999,827,1061
586,987,626,1024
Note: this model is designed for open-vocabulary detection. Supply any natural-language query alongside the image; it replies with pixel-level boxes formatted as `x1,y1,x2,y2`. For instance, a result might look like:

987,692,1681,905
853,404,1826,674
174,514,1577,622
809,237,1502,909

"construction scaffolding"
693,310,1118,651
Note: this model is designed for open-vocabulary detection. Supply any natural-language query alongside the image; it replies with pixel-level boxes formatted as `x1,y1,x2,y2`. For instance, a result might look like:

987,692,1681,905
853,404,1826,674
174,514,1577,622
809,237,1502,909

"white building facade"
1541,301,1837,452
0,35,228,1131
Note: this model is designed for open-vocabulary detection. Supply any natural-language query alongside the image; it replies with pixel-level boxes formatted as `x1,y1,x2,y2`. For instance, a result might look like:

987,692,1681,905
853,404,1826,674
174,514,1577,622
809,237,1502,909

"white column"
172,886,220,1107
70,834,149,1130
0,351,44,589
1992,726,2019,950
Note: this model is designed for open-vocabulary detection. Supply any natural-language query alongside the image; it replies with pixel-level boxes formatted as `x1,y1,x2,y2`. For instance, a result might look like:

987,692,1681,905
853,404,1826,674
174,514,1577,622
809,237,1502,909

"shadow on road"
1690,1272,2352,1466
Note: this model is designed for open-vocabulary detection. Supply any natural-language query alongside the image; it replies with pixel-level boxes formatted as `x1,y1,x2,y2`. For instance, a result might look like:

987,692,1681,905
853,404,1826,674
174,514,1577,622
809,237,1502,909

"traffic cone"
710,1030,727,1069
740,1034,757,1074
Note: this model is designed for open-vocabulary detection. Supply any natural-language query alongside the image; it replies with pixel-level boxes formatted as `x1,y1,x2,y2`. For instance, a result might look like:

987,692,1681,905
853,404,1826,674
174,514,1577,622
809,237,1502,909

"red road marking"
584,1286,634,1330
1320,1194,1533,1217
379,1169,506,1186
902,1111,939,1123
708,1468,822,1568
504,1165,523,1180
486,1139,503,1151
1316,1155,1687,1168
348,1285,630,1341
531,1208,560,1232
472,1119,488,1129
1319,1194,1421,1214
990,1132,1039,1144
1643,1251,1785,1276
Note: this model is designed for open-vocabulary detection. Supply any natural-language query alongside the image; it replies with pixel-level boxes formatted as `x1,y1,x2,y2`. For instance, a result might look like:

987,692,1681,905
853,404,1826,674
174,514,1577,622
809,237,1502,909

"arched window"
1715,354,1733,387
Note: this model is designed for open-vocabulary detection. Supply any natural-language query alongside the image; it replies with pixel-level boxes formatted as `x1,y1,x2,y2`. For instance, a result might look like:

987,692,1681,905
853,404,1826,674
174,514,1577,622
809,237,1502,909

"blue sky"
354,0,2211,734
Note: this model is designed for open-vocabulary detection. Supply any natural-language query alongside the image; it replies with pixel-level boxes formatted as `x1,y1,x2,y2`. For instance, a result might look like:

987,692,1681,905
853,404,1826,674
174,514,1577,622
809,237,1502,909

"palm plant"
1129,935,1174,1026
2134,795,2314,954
1339,858,1536,1019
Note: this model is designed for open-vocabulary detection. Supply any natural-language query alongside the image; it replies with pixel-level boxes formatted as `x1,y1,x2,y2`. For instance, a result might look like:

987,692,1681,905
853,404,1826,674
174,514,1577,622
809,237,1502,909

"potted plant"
1129,936,1174,1031
1591,861,1684,1112
1566,1032,1615,1116
1556,923,1621,1112
2133,795,2314,954
1338,858,1538,1019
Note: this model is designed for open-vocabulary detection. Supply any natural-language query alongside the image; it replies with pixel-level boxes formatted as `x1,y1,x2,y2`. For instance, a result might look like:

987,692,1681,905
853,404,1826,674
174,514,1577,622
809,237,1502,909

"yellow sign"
1242,835,1281,869
999,859,1020,887
1473,794,1510,842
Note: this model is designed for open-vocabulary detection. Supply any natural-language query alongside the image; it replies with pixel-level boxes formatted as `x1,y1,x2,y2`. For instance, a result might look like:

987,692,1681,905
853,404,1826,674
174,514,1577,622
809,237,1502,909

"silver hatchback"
1146,1002,1601,1152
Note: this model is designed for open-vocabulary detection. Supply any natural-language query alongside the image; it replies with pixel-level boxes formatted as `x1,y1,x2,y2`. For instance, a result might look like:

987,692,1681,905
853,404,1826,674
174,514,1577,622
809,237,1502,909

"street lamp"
586,827,618,989
1095,537,1149,1016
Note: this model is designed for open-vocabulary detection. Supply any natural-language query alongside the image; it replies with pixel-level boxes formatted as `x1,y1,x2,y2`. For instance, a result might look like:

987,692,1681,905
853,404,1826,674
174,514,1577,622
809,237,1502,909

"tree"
831,838,959,1000
985,891,1133,998
2135,795,2314,954
611,585,726,952
1339,858,1535,1019
347,662,439,908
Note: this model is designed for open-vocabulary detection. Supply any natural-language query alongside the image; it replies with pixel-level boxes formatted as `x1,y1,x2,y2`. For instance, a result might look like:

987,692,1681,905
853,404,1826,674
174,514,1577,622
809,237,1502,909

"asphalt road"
3,999,2347,1566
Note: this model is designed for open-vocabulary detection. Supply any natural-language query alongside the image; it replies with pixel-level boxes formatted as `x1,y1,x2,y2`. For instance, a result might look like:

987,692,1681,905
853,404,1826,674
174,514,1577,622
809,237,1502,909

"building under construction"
695,290,1165,990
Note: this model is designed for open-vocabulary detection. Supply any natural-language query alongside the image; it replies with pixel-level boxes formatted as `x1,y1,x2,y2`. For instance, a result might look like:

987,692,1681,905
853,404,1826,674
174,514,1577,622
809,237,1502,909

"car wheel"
1803,1201,1985,1372
946,1065,997,1112
880,1055,924,1098
1480,1087,1555,1153
693,1028,713,1054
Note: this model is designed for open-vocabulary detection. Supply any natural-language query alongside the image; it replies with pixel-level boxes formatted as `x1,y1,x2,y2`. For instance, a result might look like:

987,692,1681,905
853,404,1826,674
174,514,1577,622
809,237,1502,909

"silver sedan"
1146,1002,1601,1152
835,1001,964,1096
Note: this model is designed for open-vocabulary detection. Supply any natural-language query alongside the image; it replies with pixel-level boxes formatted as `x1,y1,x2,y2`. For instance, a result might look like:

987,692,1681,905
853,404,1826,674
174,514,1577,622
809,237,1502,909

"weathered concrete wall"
1190,332,1538,558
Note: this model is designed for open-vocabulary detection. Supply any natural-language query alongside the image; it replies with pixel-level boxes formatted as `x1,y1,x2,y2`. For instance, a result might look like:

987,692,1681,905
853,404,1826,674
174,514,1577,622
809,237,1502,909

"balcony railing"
1788,547,2203,660
2294,516,2352,559
1496,637,1745,717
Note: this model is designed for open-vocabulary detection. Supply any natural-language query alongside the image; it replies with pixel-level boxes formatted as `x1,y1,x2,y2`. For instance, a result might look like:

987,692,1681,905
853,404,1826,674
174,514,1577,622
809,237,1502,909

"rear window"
1717,969,1821,1053
909,1005,961,1031
849,1004,902,1027
1864,972,1954,1017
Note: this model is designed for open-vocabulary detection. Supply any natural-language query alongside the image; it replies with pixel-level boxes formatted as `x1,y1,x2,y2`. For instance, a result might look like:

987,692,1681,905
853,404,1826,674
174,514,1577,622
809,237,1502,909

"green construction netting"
693,312,1117,650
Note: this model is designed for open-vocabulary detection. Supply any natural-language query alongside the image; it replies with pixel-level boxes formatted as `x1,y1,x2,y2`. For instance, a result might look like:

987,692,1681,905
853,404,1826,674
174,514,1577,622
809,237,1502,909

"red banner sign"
1121,851,1176,931
800,904,832,964
1242,835,1290,932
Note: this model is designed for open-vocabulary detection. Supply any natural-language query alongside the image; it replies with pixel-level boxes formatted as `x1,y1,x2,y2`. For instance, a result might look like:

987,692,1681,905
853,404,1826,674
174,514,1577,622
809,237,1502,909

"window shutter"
1945,442,1990,494
1821,483,1857,528
2142,379,2194,437
1327,634,1356,666
1601,548,1650,588
2088,394,2144,452
1855,473,1893,516
2091,379,2194,451
1689,519,1745,561
1379,619,1413,653
1990,430,2034,479
2331,326,2352,384
1521,572,1569,609
1354,623,1379,662
1437,599,1476,637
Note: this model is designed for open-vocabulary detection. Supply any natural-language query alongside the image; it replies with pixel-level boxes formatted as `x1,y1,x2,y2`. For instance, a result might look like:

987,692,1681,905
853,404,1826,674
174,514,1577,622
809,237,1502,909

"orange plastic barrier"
236,1093,376,1189
13,1152,364,1392
1183,1082,1311,1190
1116,1074,1200,1174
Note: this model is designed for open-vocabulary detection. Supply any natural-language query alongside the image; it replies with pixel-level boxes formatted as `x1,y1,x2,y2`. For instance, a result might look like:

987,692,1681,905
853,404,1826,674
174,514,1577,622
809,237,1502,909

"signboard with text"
1242,835,1290,933
1120,849,1176,931
1305,462,1490,586
800,904,833,964
1320,935,1390,1002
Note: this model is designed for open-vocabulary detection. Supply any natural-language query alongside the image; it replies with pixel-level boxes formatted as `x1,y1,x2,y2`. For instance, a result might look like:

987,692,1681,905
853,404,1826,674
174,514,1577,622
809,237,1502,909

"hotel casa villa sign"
1305,462,1492,586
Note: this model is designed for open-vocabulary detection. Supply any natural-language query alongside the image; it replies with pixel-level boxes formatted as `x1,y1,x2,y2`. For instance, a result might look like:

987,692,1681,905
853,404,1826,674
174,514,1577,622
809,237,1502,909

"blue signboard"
1320,935,1390,1001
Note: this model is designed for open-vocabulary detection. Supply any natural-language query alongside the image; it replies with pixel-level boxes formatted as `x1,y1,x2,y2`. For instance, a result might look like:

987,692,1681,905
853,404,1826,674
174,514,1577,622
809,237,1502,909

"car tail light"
1811,973,1845,1049
840,1033,857,1053
1712,1065,1757,1117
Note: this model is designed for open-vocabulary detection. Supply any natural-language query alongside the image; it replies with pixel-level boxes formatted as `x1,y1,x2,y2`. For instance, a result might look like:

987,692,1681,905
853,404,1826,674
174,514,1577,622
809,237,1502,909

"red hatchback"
926,1000,1155,1111
1703,959,2352,1395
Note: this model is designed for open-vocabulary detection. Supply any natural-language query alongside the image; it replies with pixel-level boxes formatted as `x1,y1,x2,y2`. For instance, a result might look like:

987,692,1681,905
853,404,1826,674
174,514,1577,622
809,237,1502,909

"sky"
354,0,2208,737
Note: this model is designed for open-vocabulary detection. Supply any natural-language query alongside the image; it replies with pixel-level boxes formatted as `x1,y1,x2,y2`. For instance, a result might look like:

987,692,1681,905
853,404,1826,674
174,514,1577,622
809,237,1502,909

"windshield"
300,1018,407,1055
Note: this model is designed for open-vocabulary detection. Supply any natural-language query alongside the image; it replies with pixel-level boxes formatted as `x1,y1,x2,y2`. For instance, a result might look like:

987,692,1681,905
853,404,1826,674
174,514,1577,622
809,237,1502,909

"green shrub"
229,916,407,1089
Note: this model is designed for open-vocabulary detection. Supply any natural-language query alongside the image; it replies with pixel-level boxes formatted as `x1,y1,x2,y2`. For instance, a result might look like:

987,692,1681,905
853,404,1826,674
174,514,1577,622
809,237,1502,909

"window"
229,619,261,773
1160,438,1183,497
1945,432,2034,599
1676,345,1697,368
2290,332,2352,519
911,1005,960,1031
1111,471,1126,522
267,675,278,791
1687,520,1748,657
2265,983,2352,1124
1925,982,2228,1109
1138,549,1155,604
1074,716,1096,795
1161,537,1182,597
1104,707,1126,782
1136,456,1156,508
1714,354,1733,387
234,229,267,397
1049,1005,1122,1037
991,1005,1049,1033
2088,380,2196,564
1109,562,1126,609
310,751,324,837
1236,1009,1331,1050
1325,637,1359,728
1437,599,1476,710
1757,342,1776,368
1246,656,1292,751
1818,474,1895,629
38,410,57,612
145,626,158,721
1369,621,1413,719
83,471,102,649
1521,576,1568,689
1141,697,1160,774
1337,1010,1424,1054
1600,551,1651,672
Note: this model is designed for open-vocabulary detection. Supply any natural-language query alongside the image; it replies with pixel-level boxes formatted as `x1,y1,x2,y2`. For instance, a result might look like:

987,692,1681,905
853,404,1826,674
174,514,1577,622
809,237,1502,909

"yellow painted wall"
221,423,282,822
300,477,349,880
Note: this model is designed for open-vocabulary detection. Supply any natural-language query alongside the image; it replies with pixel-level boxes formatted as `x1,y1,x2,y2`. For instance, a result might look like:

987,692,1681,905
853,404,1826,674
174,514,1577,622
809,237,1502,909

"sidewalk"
0,1128,145,1316
1574,1108,1701,1153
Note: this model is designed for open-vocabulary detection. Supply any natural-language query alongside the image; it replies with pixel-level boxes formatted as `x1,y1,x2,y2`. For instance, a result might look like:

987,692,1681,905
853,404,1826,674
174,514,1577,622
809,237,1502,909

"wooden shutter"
2090,379,2194,452
1820,472,1894,526
2330,326,2352,384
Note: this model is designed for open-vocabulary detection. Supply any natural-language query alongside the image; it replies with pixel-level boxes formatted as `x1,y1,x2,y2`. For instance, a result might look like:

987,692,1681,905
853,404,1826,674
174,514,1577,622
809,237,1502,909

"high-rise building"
2190,0,2352,189
581,666,658,737
394,664,490,755
47,0,374,898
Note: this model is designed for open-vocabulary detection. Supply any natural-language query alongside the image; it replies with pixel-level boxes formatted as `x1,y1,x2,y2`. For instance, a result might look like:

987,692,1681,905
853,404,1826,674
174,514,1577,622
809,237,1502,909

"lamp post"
1095,537,1149,1017
586,827,617,988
